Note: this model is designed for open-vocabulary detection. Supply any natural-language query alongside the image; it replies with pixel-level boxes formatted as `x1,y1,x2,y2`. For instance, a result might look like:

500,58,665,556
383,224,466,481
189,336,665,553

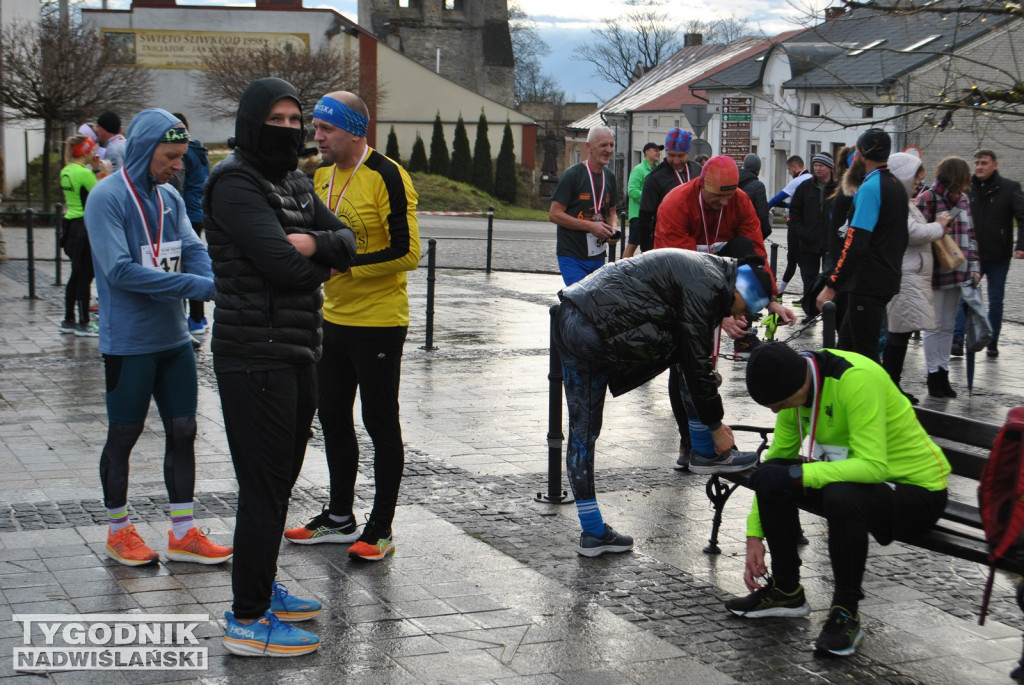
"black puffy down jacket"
559,248,737,426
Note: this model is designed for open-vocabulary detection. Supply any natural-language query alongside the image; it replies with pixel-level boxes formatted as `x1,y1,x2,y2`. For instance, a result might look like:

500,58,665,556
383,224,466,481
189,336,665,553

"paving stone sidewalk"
2,246,1024,684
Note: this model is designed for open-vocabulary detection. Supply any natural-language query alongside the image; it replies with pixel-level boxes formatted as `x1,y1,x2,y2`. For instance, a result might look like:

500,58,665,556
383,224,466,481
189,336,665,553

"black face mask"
253,123,303,178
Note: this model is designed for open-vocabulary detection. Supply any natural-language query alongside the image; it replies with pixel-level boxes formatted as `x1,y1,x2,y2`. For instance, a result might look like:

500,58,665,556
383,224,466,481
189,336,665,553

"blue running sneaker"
188,316,209,335
577,524,633,557
269,581,322,622
689,448,758,475
223,610,319,657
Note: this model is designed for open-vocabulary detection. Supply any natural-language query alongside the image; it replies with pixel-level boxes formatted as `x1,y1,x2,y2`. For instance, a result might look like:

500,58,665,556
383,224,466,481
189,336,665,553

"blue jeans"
953,259,1009,346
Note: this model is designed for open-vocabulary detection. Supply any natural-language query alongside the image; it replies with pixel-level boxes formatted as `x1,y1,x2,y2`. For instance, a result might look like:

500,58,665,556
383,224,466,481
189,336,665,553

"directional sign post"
719,97,752,162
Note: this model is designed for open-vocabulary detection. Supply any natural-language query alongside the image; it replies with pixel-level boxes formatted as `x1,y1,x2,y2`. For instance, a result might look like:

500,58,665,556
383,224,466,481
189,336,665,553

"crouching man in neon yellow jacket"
725,342,949,658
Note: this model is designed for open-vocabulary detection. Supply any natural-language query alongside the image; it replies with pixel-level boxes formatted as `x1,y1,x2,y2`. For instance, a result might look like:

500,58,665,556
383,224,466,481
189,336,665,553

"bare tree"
0,14,152,207
192,42,369,121
572,0,681,90
684,15,759,45
509,1,564,104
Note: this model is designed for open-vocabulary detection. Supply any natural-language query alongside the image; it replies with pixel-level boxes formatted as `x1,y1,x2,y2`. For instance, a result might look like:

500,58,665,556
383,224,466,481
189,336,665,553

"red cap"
701,155,739,194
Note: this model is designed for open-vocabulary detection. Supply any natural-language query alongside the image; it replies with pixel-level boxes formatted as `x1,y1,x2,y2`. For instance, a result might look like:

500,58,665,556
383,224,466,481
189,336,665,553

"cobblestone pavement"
2,223,1024,684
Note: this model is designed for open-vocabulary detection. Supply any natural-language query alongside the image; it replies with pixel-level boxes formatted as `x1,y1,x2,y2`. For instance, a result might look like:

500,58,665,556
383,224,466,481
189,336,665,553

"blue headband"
312,96,368,137
735,264,771,314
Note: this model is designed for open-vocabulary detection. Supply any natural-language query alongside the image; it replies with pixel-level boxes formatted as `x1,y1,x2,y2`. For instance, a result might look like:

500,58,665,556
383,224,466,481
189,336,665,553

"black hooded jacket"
204,77,356,372
558,249,736,426
970,171,1024,262
738,168,771,238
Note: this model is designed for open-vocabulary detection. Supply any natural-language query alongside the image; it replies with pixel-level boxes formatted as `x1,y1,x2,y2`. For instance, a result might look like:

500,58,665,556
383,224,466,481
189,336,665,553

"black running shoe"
725,577,811,618
814,605,863,657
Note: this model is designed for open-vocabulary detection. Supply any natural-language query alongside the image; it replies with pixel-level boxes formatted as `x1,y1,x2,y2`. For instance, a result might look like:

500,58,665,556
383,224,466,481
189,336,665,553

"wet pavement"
2,219,1024,684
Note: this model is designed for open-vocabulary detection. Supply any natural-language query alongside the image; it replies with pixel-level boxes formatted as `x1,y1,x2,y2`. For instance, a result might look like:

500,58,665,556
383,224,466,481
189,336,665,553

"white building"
0,0,44,197
692,5,1023,196
80,0,536,167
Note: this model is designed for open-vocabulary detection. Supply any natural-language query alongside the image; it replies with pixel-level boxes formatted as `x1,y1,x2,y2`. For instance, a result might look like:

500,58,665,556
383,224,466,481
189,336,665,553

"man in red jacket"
654,155,794,473
654,155,787,351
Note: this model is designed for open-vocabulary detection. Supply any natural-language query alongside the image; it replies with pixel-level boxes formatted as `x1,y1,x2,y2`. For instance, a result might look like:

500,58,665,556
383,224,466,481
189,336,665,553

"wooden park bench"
702,406,1024,678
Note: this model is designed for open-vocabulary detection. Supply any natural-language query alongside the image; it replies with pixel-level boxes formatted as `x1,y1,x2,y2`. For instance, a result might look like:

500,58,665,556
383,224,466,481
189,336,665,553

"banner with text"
100,29,310,70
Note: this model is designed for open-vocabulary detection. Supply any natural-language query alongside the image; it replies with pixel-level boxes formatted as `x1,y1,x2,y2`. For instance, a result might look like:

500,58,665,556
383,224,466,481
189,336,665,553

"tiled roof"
567,37,764,131
693,2,1017,91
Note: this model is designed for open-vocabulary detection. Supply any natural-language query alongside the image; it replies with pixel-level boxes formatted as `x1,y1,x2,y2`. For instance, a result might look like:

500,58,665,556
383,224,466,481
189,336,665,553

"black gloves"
748,463,802,503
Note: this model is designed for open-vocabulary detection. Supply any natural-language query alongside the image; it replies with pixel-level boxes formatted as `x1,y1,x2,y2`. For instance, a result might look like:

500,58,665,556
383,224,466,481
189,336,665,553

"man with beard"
816,129,908,359
550,125,619,285
205,77,356,657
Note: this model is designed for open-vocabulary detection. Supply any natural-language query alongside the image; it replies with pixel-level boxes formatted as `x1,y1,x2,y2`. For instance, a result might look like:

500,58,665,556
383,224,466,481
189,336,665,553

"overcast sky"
84,0,825,104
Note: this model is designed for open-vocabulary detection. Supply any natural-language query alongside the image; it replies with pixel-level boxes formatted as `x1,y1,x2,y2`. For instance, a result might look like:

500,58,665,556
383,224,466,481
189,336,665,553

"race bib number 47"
141,240,182,273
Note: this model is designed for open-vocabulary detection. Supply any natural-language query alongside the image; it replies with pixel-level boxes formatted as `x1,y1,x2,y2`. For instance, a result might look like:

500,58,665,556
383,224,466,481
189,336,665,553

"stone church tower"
358,0,515,108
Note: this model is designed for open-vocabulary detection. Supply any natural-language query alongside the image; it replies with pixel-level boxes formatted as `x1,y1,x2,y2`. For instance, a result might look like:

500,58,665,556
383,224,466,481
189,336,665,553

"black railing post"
536,304,573,504
619,211,627,258
769,242,779,277
420,238,437,351
822,300,837,348
485,205,494,274
25,208,37,300
54,203,64,286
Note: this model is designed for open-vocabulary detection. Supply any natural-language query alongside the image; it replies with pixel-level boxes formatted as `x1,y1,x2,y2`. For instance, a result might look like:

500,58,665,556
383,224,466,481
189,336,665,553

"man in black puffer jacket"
204,77,355,658
553,249,774,557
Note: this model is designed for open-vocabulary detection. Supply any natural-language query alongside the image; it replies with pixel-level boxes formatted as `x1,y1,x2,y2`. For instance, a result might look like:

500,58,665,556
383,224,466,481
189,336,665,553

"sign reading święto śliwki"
720,97,752,163
100,29,310,70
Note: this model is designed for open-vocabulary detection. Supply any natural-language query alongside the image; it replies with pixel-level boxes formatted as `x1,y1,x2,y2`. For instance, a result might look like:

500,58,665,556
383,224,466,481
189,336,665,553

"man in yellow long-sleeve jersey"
284,91,420,562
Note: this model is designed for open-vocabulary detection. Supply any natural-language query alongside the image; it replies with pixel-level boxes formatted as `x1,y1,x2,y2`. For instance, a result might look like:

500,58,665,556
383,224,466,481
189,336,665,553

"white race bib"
811,442,849,462
140,240,182,273
586,232,607,257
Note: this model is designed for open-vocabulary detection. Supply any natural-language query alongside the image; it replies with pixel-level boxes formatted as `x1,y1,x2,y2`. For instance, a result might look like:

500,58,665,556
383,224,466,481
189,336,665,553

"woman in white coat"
881,152,952,404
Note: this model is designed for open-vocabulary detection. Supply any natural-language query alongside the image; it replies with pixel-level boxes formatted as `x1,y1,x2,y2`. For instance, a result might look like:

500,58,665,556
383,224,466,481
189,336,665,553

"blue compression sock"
575,498,606,536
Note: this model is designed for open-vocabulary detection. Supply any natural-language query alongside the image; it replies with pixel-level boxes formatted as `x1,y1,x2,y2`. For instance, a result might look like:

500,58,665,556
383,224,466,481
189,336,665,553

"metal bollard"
420,238,438,351
485,205,494,274
769,242,779,277
53,203,64,286
619,211,627,258
536,304,573,504
25,208,37,300
822,300,837,348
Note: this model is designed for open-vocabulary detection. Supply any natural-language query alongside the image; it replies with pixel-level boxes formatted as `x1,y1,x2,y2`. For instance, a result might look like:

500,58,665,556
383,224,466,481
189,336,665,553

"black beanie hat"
856,128,891,162
745,342,809,405
97,111,121,134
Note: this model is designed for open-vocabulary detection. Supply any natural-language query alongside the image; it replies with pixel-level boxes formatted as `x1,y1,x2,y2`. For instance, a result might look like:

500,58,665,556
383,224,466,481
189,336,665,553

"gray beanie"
743,154,761,174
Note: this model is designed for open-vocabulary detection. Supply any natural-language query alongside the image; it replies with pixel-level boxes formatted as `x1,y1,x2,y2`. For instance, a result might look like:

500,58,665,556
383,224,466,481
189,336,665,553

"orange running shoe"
347,521,395,562
106,525,159,566
284,506,360,545
166,527,233,564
